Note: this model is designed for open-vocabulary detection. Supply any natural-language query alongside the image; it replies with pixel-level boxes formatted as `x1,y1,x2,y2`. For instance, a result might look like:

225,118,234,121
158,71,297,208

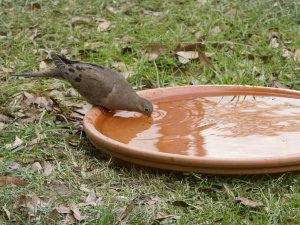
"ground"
0,0,300,224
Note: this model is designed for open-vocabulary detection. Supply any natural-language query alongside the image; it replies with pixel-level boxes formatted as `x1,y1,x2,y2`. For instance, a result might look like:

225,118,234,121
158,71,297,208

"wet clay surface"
95,95,300,159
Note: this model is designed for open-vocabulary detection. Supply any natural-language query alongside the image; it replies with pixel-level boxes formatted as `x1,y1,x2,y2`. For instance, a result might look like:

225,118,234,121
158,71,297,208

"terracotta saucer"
83,85,300,175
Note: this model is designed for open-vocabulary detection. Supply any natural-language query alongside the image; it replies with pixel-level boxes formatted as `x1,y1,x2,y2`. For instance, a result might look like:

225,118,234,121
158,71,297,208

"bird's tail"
13,69,62,78
51,53,67,69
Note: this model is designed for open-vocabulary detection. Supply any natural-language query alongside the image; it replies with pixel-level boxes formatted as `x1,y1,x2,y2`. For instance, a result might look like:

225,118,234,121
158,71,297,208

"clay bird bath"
83,85,300,175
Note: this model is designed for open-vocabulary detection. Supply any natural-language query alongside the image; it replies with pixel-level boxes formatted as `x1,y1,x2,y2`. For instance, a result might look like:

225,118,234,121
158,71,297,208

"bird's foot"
98,106,110,115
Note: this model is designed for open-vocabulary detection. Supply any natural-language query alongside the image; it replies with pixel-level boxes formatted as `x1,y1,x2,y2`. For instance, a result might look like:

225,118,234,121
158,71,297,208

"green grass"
1,0,300,224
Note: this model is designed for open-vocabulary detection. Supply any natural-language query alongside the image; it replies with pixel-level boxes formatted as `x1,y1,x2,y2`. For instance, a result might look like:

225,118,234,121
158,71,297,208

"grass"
1,0,300,224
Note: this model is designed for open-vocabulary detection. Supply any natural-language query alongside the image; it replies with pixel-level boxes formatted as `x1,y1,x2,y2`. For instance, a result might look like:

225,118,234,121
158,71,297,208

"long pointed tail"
13,69,63,79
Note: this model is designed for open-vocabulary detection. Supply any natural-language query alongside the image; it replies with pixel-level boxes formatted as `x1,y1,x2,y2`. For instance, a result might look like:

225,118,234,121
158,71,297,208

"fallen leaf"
70,202,84,221
270,37,280,48
35,96,53,111
223,184,234,197
79,184,91,193
269,74,289,89
0,176,26,187
0,65,14,74
29,28,38,41
235,197,264,207
97,20,111,32
7,161,21,170
268,29,280,48
177,56,190,64
170,200,200,210
28,135,44,148
85,190,97,203
39,61,48,71
58,213,76,225
41,160,53,176
176,51,199,60
281,48,293,59
0,122,5,131
56,204,71,214
14,195,47,221
153,214,180,225
31,161,43,171
294,49,300,62
71,16,92,26
209,26,222,36
112,62,134,78
0,113,10,123
73,102,92,115
5,136,23,149
27,2,41,11
23,92,35,106
117,198,137,221
224,9,247,18
1,206,10,220
48,180,73,195
145,44,168,61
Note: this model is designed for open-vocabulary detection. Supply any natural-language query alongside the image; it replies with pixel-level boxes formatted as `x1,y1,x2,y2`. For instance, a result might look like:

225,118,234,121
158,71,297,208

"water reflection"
96,96,300,158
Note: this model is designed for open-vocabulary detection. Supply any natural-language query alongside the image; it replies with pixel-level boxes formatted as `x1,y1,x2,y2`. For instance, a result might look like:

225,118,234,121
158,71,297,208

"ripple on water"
95,95,300,159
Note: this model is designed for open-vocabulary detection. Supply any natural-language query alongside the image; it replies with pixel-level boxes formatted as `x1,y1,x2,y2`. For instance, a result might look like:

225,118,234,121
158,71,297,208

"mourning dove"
13,53,153,116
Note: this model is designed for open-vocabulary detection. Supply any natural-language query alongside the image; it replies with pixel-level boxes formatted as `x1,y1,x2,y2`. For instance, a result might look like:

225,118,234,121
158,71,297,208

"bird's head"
136,97,154,117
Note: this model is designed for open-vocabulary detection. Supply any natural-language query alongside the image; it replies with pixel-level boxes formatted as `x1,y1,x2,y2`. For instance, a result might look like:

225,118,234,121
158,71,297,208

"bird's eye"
144,108,149,112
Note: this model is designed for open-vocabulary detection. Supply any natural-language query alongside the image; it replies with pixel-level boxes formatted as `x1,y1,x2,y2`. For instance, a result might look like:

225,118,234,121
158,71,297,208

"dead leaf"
268,29,280,48
112,62,134,78
28,135,44,148
145,44,168,61
174,43,210,67
0,122,5,131
269,74,289,89
170,200,200,210
39,61,48,71
224,9,247,18
23,92,35,105
0,176,26,187
32,161,43,171
58,213,76,225
41,160,53,176
270,37,280,48
117,198,137,221
79,184,91,193
281,48,293,59
29,28,38,41
177,56,190,64
70,202,84,221
71,16,92,26
294,49,300,62
85,190,97,203
56,204,71,214
48,180,73,195
209,26,222,36
5,136,23,149
8,161,21,170
235,197,264,207
35,96,53,110
97,20,111,32
223,184,234,197
176,51,199,60
0,113,10,123
154,214,180,225
0,65,14,74
27,2,41,11
73,102,92,115
1,206,10,220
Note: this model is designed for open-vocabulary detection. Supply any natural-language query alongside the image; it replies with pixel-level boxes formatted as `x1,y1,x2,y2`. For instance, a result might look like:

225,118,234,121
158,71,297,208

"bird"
13,53,154,116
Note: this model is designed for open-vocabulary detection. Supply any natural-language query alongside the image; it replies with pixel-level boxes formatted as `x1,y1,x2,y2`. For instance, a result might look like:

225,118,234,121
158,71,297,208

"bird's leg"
98,106,110,115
